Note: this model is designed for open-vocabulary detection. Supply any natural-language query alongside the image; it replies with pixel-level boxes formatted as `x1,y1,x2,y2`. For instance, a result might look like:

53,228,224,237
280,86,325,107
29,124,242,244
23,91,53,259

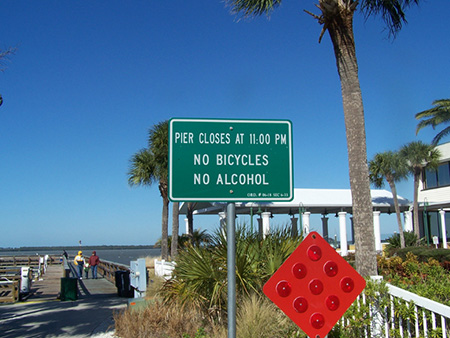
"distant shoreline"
0,244,156,252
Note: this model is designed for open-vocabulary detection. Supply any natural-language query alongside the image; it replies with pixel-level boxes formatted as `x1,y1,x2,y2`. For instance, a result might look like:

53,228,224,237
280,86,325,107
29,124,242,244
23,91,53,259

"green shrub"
393,246,450,264
378,252,450,305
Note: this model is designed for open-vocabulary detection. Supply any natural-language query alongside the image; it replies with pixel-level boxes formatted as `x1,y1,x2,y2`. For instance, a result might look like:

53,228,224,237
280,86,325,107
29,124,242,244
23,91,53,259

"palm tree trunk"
171,202,180,258
388,179,405,248
187,202,194,234
187,202,194,243
160,183,169,260
326,5,377,276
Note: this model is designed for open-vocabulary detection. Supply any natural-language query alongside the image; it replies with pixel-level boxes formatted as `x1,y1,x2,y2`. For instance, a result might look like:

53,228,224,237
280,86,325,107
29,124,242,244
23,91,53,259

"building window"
425,168,438,188
424,162,450,189
438,163,450,186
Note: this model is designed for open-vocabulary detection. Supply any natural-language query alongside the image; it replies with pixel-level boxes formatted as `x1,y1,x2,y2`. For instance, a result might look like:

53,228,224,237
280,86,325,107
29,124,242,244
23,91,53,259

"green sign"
168,118,293,202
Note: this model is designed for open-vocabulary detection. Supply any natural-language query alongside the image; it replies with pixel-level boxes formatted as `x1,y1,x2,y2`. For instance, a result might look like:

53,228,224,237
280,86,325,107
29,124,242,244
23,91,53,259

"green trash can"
60,277,78,301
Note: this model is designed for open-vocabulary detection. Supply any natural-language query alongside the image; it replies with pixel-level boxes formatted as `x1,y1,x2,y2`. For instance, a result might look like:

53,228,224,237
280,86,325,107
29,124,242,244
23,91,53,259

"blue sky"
1,1,449,247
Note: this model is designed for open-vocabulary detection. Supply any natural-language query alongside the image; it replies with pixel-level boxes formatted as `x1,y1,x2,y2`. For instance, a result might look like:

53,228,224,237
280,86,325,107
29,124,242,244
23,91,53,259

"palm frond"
226,0,282,17
415,99,450,144
127,148,157,186
432,126,450,146
360,0,419,36
149,120,169,180
400,141,441,171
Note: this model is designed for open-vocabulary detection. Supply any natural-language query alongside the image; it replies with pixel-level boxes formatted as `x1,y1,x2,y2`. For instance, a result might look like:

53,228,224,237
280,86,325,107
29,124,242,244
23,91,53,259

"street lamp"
423,198,430,246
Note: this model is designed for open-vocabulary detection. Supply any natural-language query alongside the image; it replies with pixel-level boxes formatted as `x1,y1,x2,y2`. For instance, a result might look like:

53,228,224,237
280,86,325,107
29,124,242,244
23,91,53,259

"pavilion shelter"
179,188,411,255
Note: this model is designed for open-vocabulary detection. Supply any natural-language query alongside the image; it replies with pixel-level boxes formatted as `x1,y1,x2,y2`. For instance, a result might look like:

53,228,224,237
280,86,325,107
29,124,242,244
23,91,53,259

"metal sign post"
227,202,236,338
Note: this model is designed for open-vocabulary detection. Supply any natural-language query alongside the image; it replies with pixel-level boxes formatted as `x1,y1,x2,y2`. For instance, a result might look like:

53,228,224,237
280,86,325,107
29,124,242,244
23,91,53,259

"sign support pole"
227,202,236,338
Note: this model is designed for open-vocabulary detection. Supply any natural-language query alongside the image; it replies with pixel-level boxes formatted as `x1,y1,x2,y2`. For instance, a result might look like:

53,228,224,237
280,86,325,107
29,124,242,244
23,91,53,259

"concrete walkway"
0,265,128,338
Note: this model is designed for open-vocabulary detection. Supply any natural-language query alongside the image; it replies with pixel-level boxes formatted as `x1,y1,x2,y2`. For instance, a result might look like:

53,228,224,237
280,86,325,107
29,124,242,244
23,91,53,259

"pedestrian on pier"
84,262,90,278
88,251,100,279
74,251,85,279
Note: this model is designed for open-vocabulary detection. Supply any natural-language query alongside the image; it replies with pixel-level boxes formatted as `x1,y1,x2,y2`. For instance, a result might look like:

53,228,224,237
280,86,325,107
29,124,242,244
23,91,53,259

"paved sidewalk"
0,294,127,337
0,265,128,337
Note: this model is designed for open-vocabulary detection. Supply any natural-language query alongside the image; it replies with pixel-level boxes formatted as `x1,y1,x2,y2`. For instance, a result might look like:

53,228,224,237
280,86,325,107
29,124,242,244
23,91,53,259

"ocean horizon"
0,246,162,266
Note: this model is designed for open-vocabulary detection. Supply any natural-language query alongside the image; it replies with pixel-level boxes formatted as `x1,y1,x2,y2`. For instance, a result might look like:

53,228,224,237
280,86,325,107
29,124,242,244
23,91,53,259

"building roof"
179,188,411,216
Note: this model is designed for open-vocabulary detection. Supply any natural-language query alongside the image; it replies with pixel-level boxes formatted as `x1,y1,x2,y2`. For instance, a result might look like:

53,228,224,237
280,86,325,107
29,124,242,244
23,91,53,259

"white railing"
385,283,450,338
154,259,176,280
346,280,450,338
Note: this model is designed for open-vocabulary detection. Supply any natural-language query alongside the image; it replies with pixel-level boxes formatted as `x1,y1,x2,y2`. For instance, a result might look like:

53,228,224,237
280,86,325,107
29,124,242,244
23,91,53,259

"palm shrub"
385,231,419,250
161,223,302,319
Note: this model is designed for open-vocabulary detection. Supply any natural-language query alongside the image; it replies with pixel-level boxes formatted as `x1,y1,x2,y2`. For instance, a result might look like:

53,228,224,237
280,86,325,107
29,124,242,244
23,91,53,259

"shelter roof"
179,188,411,216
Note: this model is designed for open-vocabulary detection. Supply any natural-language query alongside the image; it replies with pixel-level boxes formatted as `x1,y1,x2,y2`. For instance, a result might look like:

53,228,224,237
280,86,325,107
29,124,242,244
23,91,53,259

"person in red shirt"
88,251,100,279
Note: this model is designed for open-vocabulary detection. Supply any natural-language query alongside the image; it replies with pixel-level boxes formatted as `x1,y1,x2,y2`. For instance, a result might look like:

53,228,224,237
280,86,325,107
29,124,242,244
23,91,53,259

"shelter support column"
291,217,298,237
302,212,311,235
261,212,271,239
257,217,263,239
439,209,448,249
321,215,329,241
338,212,348,256
404,209,413,232
184,218,189,235
373,211,382,252
219,212,226,236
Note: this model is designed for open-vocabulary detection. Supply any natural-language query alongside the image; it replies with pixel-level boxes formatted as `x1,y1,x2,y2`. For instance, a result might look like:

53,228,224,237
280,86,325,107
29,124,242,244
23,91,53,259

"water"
0,248,161,266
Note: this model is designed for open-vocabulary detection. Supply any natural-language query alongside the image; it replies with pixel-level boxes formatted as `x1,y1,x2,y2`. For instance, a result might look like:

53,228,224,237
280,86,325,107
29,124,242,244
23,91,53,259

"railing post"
370,276,385,337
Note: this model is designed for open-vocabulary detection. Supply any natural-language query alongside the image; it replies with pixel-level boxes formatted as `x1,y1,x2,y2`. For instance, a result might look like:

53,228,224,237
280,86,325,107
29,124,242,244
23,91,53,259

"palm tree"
190,228,212,247
415,99,450,145
128,121,174,260
400,141,440,240
369,151,408,248
226,0,419,276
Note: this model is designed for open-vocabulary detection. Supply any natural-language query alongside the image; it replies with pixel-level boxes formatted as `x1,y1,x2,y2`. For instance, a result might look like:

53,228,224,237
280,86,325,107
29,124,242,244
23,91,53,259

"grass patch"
114,301,215,338
236,294,304,338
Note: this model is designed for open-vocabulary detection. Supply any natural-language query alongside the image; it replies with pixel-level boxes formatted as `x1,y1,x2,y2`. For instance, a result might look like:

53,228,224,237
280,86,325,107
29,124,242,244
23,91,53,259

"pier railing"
0,278,19,303
0,255,59,268
0,255,59,303
97,259,130,284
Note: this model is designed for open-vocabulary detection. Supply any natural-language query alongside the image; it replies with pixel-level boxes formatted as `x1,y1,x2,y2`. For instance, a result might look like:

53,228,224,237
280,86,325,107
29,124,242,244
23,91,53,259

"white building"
417,142,450,248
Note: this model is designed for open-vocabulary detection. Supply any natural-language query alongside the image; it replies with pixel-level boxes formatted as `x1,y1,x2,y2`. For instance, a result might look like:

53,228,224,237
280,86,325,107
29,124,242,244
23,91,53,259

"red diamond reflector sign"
263,232,366,338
